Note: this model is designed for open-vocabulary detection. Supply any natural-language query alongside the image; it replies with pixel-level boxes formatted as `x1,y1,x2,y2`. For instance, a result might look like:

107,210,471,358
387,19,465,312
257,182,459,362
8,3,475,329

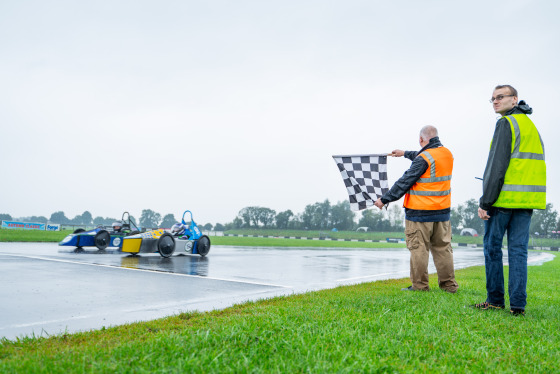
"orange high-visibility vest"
403,147,453,210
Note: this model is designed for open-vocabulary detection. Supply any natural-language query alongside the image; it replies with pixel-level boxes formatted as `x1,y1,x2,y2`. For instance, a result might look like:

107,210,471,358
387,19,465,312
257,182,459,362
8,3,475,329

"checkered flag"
332,154,389,211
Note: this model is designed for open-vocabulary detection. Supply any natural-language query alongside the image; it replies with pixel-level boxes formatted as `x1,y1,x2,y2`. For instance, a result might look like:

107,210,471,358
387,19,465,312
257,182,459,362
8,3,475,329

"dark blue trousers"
483,207,532,310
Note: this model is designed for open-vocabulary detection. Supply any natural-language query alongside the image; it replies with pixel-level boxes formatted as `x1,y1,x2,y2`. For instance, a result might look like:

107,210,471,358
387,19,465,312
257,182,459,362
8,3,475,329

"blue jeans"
483,207,532,310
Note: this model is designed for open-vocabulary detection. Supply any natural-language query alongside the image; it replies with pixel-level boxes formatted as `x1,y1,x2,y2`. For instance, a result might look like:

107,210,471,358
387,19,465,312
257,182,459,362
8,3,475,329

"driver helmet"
170,222,187,236
112,220,124,232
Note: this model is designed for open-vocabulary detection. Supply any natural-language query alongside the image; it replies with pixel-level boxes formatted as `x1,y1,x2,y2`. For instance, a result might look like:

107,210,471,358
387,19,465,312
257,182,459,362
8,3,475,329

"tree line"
2,199,559,236
226,199,560,237
229,201,404,232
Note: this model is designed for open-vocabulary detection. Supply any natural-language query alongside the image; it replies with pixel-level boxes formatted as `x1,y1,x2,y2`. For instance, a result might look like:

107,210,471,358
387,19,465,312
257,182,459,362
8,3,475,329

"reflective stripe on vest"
492,114,546,209
417,151,453,183
407,189,451,196
403,146,453,210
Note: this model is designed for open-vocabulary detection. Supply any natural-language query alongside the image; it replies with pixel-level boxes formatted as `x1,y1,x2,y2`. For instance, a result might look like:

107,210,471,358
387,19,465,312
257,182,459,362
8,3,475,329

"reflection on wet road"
120,255,210,277
0,242,554,341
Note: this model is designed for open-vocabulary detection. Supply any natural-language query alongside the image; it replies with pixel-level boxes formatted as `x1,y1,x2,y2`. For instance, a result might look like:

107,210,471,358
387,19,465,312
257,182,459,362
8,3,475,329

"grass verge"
225,229,407,241
0,228,72,242
1,254,557,373
0,229,406,249
210,236,406,248
3,228,558,248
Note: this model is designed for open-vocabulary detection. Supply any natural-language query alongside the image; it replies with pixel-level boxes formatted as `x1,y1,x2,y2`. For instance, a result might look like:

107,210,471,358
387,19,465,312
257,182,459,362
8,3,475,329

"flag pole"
332,153,392,158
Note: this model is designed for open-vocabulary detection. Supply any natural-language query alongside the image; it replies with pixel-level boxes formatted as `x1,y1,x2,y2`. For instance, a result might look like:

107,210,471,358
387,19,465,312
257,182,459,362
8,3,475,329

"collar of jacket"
418,136,443,154
505,100,533,116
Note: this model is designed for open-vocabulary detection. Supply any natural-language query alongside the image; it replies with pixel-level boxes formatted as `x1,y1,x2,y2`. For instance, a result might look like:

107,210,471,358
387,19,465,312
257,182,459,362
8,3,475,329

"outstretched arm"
375,157,429,208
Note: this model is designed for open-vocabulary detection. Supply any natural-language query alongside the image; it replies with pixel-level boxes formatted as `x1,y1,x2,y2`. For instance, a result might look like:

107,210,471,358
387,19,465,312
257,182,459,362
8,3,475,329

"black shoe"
510,308,525,316
471,301,504,310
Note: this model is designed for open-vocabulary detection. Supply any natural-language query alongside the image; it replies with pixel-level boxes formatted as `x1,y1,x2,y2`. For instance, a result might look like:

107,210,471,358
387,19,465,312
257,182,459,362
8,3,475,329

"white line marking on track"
0,253,291,289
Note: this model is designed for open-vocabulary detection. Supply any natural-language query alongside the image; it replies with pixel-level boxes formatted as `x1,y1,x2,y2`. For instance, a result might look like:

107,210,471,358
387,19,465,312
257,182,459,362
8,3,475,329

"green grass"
226,229,560,248
225,228,406,240
0,228,72,242
210,236,406,248
1,253,558,373
0,229,404,249
1,228,405,243
3,227,559,249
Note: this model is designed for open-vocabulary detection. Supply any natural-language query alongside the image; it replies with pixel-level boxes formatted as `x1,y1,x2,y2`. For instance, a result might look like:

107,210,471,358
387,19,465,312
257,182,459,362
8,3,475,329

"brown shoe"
442,288,457,294
401,286,429,291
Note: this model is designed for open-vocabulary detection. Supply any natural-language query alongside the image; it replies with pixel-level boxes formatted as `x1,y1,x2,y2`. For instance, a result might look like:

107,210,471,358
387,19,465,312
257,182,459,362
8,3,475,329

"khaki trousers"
404,220,458,292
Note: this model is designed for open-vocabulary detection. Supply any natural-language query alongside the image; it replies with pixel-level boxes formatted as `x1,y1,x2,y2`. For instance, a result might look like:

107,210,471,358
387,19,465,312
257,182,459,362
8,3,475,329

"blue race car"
59,212,141,251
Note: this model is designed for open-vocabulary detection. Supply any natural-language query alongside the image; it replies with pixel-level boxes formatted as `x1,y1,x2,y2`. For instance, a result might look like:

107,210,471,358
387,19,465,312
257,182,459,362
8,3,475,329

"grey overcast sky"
1,0,558,225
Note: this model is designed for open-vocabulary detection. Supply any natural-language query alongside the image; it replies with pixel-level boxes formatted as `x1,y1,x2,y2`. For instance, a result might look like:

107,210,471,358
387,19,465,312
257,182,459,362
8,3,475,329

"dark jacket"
380,136,451,222
479,101,533,211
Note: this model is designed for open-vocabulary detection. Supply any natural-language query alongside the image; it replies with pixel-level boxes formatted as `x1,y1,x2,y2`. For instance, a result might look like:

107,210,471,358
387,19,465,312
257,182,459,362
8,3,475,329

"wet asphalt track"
0,242,554,341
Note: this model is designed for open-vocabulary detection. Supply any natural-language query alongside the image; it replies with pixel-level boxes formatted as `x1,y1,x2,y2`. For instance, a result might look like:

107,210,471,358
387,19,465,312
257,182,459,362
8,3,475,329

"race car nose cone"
59,235,73,245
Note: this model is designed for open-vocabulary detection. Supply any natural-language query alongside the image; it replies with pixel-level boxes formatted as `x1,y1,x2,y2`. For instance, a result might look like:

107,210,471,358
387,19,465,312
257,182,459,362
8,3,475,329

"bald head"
420,125,438,142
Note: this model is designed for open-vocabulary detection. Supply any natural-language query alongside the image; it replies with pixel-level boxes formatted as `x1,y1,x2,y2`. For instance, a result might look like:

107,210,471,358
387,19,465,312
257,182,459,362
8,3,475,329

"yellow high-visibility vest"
493,113,546,209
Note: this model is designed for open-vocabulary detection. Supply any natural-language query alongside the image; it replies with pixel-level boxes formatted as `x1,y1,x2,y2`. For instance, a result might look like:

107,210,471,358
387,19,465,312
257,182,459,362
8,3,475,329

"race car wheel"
95,230,111,250
158,233,176,258
73,228,86,234
196,235,211,257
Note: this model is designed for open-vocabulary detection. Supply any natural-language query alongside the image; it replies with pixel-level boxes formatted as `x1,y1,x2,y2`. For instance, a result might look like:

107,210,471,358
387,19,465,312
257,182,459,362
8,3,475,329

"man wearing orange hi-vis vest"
473,85,546,317
374,125,458,293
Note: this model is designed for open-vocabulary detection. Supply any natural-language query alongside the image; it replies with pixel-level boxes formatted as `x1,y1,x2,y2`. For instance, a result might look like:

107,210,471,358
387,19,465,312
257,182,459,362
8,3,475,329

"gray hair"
420,125,438,142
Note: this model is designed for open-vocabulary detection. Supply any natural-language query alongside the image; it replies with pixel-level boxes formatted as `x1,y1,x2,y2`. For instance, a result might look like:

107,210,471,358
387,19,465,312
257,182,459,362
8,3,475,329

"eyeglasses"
489,95,514,103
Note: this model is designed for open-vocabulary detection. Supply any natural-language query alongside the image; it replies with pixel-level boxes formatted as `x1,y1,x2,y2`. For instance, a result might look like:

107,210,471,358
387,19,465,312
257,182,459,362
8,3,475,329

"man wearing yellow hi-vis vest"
474,85,546,317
